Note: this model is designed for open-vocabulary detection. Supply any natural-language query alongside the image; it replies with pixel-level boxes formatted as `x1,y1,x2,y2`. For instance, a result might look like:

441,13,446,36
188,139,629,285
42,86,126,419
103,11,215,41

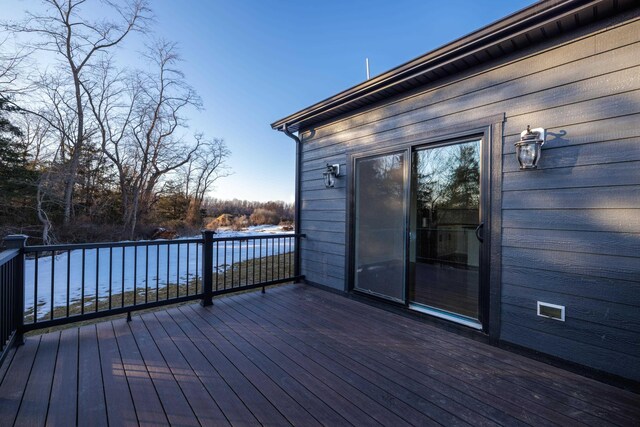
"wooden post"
4,235,28,346
201,230,214,307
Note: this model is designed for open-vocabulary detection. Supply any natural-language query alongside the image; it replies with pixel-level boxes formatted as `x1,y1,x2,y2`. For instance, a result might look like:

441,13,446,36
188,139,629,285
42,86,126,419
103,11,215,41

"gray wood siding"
297,11,640,380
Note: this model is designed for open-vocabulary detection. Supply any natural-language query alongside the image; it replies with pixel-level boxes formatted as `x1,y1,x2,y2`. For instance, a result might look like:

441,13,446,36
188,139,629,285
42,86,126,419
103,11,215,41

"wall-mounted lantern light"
515,125,546,169
323,164,340,188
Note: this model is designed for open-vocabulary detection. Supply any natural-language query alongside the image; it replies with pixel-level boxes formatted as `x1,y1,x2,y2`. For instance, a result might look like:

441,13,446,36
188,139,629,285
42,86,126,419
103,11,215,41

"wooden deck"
0,284,638,426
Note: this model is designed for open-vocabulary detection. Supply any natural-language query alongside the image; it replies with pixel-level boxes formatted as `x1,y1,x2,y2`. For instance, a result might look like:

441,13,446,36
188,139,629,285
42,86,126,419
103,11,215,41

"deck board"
95,321,137,426
14,332,59,426
1,284,638,426
46,328,78,427
0,336,40,425
77,325,108,427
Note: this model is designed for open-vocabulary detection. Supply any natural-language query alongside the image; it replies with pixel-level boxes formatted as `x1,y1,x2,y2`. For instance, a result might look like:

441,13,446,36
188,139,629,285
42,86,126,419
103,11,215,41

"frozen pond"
24,227,294,318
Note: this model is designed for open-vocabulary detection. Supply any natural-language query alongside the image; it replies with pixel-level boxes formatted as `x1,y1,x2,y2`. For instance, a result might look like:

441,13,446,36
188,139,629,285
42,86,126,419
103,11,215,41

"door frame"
345,114,505,336
349,146,411,303
408,135,487,330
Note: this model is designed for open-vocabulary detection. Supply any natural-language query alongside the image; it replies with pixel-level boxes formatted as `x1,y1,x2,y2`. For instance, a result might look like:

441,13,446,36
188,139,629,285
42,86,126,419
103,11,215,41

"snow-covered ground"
24,225,294,318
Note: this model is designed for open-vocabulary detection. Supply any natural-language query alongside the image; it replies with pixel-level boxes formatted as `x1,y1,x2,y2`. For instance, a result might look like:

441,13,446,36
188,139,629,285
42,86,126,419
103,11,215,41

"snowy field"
24,226,294,318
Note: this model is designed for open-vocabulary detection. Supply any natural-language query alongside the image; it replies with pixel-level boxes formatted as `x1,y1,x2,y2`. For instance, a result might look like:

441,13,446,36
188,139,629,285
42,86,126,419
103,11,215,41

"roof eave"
270,0,620,133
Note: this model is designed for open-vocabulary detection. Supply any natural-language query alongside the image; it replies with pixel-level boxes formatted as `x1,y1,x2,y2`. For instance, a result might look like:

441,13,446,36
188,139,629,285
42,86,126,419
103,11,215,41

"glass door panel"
410,140,481,321
354,151,407,302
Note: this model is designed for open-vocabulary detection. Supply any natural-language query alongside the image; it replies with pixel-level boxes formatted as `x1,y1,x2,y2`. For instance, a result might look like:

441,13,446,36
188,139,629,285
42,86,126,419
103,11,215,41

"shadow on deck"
0,284,638,426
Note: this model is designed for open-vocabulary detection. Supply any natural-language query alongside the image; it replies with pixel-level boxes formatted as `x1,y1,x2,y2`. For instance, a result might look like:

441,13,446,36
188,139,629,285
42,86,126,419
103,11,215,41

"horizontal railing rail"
0,231,303,334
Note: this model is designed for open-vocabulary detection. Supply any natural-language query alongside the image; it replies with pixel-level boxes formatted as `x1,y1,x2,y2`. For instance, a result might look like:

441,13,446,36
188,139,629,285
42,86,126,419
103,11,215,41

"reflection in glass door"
354,151,406,302
409,140,482,325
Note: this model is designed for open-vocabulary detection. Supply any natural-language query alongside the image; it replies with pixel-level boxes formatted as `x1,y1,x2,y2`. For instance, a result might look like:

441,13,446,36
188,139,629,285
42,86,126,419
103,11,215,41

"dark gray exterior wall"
296,9,640,381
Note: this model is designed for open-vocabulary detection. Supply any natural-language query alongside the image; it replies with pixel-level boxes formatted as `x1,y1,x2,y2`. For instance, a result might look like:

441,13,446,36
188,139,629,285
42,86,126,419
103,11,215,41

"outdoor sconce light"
323,164,340,188
515,125,546,169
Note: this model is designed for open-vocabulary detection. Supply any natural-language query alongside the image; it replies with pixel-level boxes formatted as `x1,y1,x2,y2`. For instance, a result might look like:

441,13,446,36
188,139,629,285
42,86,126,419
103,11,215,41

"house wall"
297,8,640,381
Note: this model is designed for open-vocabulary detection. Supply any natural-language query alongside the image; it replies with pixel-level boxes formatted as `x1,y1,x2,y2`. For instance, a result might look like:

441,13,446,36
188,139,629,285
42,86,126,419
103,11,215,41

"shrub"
231,215,249,230
249,208,280,225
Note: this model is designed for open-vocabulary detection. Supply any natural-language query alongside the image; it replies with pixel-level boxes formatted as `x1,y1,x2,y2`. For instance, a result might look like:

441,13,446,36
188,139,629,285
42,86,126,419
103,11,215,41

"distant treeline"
204,199,294,222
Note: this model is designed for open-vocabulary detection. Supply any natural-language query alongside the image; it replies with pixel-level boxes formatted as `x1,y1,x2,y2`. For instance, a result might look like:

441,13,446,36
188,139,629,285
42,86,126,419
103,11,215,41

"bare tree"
84,41,203,237
183,134,230,225
5,0,149,224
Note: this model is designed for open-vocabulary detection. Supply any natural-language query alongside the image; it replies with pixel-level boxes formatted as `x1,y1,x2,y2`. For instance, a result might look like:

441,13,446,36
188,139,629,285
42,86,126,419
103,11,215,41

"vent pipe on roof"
366,58,370,80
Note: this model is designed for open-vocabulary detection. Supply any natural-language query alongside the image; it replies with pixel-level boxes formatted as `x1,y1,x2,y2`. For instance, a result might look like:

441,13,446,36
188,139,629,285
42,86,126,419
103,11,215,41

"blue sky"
7,0,533,202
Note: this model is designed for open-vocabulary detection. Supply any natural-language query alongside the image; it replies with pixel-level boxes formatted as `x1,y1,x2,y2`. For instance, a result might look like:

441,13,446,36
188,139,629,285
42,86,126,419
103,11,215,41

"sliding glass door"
353,151,407,302
409,140,482,325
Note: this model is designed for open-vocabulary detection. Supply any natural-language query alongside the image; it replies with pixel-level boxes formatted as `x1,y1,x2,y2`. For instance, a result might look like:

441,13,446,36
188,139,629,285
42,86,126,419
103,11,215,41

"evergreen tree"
0,98,38,227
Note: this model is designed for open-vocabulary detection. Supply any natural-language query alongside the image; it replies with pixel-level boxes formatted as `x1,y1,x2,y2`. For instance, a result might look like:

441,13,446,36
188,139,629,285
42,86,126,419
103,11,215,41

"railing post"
4,235,28,346
201,230,214,307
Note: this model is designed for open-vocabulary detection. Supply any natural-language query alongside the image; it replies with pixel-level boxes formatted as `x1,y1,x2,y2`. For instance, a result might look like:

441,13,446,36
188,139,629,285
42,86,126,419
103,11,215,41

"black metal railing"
0,231,303,343
0,236,25,364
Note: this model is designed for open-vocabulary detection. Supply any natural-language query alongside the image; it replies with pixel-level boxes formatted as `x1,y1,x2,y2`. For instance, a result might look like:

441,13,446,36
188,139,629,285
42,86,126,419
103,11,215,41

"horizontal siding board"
500,323,640,381
300,267,344,290
299,230,345,245
501,303,640,359
502,185,640,209
502,228,640,258
301,188,348,202
501,264,640,306
503,137,640,171
300,240,345,256
301,258,345,280
502,209,640,233
301,199,345,211
301,156,346,173
300,251,346,269
501,284,640,333
299,220,346,233
300,210,347,222
301,178,347,191
302,18,640,145
502,247,640,282
503,160,640,191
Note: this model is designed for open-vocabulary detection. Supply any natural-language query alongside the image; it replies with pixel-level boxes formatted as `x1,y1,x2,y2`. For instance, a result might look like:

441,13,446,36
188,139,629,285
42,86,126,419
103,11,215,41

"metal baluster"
66,250,71,317
109,247,113,310
156,244,160,301
50,252,55,320
134,244,138,306
166,244,170,300
195,242,199,294
95,248,100,312
81,249,85,316
252,239,256,285
121,247,125,308
215,241,220,291
245,240,249,287
231,241,235,288
186,242,190,296
145,244,149,304
177,243,181,298
33,251,39,323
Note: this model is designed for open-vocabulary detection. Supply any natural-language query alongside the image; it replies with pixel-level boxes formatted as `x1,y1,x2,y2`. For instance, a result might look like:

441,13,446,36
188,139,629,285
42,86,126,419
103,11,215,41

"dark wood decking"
0,284,638,426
